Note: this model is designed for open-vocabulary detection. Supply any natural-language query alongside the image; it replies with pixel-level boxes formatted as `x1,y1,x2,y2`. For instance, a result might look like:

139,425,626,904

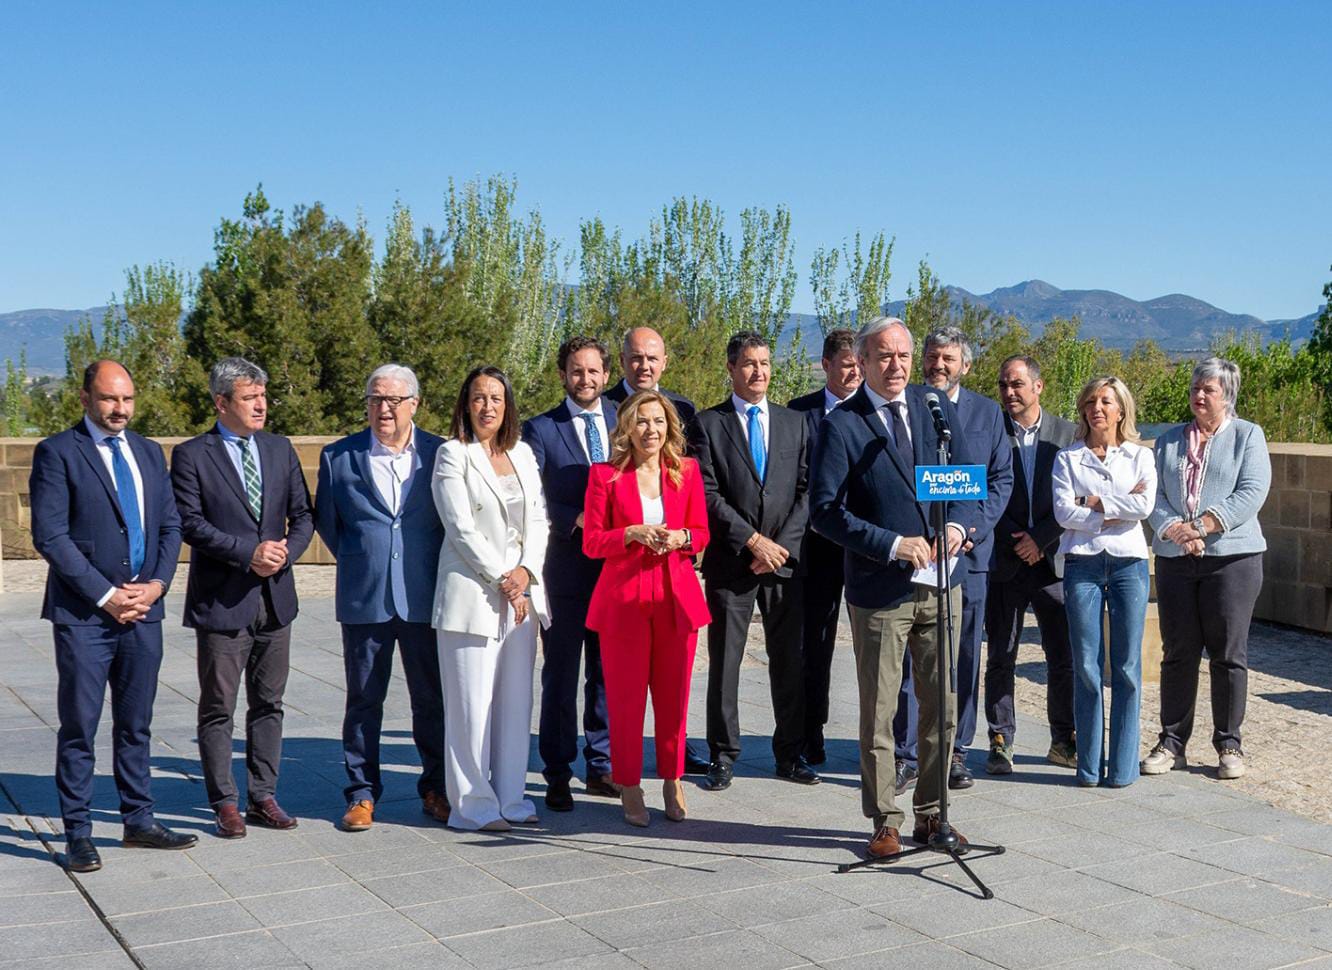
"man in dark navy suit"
984,355,1077,775
689,331,817,791
810,317,981,859
171,357,314,839
522,336,619,811
602,326,696,424
894,327,1012,792
30,360,195,872
316,364,448,833
786,328,860,765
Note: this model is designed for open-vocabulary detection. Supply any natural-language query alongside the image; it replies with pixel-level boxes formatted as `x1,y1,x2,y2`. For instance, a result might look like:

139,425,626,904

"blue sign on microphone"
915,464,988,502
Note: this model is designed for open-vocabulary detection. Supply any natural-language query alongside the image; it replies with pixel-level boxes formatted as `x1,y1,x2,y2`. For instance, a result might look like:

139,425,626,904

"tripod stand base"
836,839,1006,900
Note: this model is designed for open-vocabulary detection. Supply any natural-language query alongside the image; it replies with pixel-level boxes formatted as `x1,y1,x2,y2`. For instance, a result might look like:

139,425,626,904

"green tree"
1033,317,1102,422
0,352,30,436
809,232,894,336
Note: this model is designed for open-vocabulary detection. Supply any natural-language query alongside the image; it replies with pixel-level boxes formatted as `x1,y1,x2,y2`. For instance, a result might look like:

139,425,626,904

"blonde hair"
609,390,686,487
1074,376,1141,444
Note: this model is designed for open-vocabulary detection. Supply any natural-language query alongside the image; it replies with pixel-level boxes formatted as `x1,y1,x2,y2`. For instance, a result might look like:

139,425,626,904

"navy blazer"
30,421,182,625
810,384,981,610
315,427,445,625
786,387,827,436
951,386,1014,574
687,399,809,583
521,399,617,600
171,426,314,631
991,409,1076,585
604,382,696,424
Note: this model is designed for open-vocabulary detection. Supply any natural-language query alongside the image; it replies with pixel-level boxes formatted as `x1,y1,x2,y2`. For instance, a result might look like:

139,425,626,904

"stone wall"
2,436,1330,636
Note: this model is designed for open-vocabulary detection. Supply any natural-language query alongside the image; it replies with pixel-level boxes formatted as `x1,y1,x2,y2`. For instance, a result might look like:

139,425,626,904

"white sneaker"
1218,749,1245,780
1141,744,1185,775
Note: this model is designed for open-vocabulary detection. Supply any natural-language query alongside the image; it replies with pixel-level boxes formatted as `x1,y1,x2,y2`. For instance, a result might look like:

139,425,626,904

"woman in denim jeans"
1051,377,1156,787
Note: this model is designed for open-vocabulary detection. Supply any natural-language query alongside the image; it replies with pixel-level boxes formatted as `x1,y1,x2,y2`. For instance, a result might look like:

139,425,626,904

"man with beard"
786,328,861,765
30,360,194,871
522,337,619,810
893,327,1011,793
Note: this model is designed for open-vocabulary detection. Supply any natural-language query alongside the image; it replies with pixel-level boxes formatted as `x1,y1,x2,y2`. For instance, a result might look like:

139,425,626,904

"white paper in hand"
911,557,959,587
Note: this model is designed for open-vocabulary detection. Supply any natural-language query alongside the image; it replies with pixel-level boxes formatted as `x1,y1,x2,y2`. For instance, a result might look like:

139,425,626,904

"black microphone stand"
837,409,1004,899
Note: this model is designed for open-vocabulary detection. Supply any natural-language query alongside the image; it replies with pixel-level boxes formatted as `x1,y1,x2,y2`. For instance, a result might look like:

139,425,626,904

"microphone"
924,392,952,440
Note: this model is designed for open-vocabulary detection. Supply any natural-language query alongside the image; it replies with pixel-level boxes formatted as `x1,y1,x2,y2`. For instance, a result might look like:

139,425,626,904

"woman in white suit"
432,365,550,831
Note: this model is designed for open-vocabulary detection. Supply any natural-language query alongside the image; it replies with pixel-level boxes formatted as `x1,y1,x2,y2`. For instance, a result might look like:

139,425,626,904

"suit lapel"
73,425,126,526
205,431,253,512
661,462,682,528
257,433,279,526
351,433,393,517
717,404,762,485
555,407,589,467
467,441,508,522
126,432,156,537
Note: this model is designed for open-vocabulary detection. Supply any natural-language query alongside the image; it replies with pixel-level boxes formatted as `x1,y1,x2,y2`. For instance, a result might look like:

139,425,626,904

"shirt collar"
731,393,768,416
621,378,658,398
215,420,251,444
565,397,604,419
862,384,907,413
84,415,125,445
1013,409,1042,436
947,386,961,405
823,387,851,411
369,424,416,457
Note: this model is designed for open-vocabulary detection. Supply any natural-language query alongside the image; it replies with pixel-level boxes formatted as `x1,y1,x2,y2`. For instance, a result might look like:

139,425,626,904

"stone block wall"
1256,444,1332,634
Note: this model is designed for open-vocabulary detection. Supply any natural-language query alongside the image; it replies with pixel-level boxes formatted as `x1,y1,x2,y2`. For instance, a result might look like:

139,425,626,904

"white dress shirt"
368,425,419,515
1013,411,1042,526
216,420,263,492
84,416,147,603
822,387,851,416
565,397,609,463
730,393,770,452
862,384,910,445
1052,440,1156,559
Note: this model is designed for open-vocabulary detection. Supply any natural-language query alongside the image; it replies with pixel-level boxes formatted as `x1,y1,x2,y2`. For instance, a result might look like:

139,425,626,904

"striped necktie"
240,437,262,520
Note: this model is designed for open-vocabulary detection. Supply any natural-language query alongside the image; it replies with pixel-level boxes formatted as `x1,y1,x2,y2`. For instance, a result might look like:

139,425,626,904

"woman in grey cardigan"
1143,358,1271,781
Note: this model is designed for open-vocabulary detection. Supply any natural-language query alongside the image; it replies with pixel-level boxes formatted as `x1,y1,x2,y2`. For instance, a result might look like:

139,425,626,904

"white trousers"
437,614,537,829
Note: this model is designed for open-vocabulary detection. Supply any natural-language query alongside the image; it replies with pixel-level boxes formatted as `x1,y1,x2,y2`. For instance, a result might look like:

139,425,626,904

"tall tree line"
5,181,1331,443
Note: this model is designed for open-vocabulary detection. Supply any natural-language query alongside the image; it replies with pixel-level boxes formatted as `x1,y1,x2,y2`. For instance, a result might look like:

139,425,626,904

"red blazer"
584,457,711,633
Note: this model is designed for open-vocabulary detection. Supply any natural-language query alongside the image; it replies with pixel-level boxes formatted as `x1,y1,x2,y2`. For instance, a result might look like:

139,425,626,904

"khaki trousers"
849,584,961,830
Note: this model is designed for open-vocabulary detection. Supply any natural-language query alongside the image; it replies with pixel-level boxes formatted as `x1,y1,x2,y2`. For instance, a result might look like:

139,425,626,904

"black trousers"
984,570,1075,747
1155,552,1263,755
705,575,806,765
196,589,291,809
538,592,611,783
800,534,845,752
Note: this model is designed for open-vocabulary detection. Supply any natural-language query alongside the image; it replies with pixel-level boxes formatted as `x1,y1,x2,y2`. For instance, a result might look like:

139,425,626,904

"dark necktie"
106,437,145,576
888,401,914,469
240,437,262,520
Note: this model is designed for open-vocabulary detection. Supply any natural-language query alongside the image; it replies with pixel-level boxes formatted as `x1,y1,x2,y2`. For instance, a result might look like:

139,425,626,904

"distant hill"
2,282,1323,374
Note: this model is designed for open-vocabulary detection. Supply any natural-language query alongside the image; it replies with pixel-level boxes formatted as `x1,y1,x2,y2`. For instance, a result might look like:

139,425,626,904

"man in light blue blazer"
895,327,1013,793
315,364,448,832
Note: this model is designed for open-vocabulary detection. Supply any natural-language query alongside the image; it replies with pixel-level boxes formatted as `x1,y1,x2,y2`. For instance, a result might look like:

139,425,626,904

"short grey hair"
1192,357,1240,416
924,326,973,368
854,316,915,358
365,363,420,399
209,357,268,398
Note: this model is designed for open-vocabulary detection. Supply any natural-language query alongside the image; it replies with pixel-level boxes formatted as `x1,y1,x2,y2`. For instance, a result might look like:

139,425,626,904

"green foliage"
0,352,29,435
1209,332,1331,443
809,232,893,336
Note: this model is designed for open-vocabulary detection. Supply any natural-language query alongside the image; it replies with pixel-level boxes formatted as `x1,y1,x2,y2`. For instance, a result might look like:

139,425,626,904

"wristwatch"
1075,495,1087,507
1193,517,1207,536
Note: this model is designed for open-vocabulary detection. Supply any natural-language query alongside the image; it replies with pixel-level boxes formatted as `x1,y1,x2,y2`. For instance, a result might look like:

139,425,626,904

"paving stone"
949,917,1119,969
701,880,853,928
133,929,304,970
1262,860,1332,899
1181,836,1330,877
750,905,928,963
1049,949,1189,969
1097,817,1247,853
237,882,390,928
1055,895,1232,946
989,868,1143,916
623,928,809,970
1248,904,1332,952
0,950,138,969
478,847,634,889
212,859,352,897
0,919,118,963
1144,923,1326,969
442,918,614,969
0,890,93,927
822,940,1027,969
362,861,509,908
399,888,557,938
1019,830,1157,870
1165,878,1327,923
872,891,1039,938
305,940,471,969
523,872,682,918
271,909,434,961
326,843,464,882
1082,853,1239,895
110,900,262,948
573,897,734,949
90,873,231,918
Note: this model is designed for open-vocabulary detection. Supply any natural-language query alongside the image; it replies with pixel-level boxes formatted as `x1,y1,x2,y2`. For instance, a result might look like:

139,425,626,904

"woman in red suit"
584,390,711,827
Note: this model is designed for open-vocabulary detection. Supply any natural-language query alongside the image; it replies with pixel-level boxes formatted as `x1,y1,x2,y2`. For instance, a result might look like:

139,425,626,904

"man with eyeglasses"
315,364,449,832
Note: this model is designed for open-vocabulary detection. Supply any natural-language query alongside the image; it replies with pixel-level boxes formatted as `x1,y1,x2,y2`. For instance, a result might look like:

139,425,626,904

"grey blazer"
1147,418,1271,558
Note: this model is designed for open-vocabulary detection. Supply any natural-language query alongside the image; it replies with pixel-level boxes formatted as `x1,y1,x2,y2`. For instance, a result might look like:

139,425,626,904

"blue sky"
2,1,1329,319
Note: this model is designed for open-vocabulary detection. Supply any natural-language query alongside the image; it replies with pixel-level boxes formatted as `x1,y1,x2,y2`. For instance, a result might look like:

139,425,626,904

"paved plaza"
3,576,1332,969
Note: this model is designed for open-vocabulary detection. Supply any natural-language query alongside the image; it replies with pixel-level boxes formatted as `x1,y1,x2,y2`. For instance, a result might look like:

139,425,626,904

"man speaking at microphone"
809,316,980,859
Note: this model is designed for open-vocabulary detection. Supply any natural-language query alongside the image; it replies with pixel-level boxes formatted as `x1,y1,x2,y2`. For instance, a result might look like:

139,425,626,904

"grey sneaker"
1141,744,1185,775
1047,740,1078,768
1217,748,1245,780
985,736,1014,775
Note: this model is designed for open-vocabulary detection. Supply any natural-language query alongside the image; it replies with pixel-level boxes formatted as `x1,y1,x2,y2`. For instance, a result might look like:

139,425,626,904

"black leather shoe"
684,742,711,775
894,759,918,796
775,758,821,785
65,837,101,872
948,752,975,790
805,736,827,766
704,761,733,791
584,774,622,798
545,777,574,812
122,822,197,850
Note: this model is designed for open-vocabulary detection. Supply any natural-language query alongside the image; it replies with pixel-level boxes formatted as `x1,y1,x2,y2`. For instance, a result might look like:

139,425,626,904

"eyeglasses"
366,395,416,410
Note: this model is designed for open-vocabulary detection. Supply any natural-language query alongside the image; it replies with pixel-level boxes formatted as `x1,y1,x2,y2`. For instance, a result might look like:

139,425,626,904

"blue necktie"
106,437,145,576
747,405,766,482
579,413,605,463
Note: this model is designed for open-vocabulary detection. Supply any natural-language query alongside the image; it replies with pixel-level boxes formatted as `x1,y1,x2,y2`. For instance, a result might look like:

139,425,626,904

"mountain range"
1,281,1323,375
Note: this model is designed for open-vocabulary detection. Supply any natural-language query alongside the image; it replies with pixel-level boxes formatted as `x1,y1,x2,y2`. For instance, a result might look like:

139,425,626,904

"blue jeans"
1063,553,1148,787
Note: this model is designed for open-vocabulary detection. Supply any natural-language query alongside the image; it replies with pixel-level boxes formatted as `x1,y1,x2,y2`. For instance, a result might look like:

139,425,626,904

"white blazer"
431,438,550,636
1051,439,1156,560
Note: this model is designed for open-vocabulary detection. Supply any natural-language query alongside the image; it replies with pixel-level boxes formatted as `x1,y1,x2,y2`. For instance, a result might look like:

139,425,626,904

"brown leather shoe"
341,799,374,832
422,791,451,824
215,803,246,839
246,797,298,830
584,774,622,798
868,826,901,858
912,815,969,853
